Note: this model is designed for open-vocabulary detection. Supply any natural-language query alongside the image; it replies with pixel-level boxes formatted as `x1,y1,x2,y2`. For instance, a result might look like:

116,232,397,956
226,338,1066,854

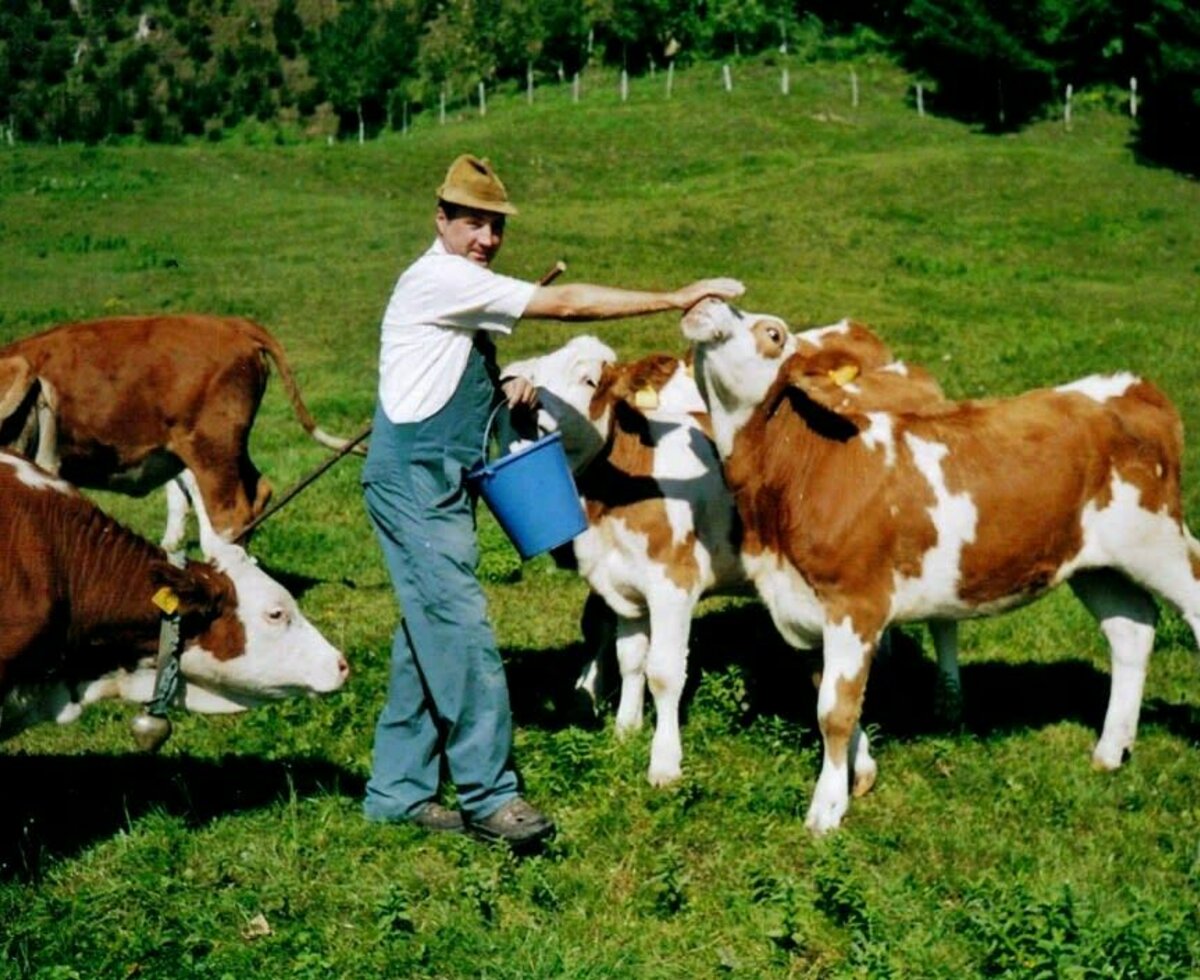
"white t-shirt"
377,238,538,423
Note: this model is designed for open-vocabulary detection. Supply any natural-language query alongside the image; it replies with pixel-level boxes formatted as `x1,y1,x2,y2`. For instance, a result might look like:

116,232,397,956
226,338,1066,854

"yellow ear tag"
633,386,660,410
827,364,860,387
151,587,180,615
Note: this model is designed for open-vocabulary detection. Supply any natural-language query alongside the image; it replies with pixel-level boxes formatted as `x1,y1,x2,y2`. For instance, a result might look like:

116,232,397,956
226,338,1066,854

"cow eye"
264,607,289,626
767,326,781,344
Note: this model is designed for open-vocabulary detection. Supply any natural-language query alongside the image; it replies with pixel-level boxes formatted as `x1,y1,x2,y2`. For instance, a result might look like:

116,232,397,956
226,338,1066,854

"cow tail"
244,320,362,453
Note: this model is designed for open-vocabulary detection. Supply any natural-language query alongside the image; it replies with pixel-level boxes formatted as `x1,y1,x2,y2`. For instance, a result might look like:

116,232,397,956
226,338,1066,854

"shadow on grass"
0,753,363,883
504,601,1200,748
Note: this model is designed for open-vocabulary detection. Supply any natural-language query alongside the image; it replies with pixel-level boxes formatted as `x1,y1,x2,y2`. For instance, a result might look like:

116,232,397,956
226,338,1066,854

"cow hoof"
933,681,964,727
804,806,844,837
1091,744,1129,771
851,760,877,798
647,767,682,788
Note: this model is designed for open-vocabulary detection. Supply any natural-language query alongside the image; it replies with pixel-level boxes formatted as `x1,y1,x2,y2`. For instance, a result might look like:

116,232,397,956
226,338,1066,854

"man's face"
436,206,506,267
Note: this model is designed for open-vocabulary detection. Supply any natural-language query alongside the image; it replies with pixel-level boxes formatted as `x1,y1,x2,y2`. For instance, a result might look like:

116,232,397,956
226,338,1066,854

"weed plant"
1,56,1198,978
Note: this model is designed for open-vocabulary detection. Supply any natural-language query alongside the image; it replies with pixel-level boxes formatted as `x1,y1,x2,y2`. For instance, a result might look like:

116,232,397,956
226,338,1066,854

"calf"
0,451,349,742
0,314,356,551
683,298,1200,833
503,327,947,786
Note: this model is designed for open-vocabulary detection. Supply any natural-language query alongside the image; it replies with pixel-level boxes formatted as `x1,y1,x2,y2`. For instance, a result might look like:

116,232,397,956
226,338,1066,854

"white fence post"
526,62,534,104
722,64,732,92
1064,82,1072,130
667,60,674,98
1130,76,1138,118
478,81,486,117
916,83,924,117
850,68,859,108
620,69,628,102
572,72,580,103
439,89,446,125
781,66,789,95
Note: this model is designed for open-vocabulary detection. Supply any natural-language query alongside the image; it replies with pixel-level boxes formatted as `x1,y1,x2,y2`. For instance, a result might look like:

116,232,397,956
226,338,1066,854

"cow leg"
613,614,650,738
161,476,191,553
807,619,877,835
811,667,877,798
1069,570,1157,770
928,619,963,725
644,594,696,787
573,592,618,719
179,470,227,556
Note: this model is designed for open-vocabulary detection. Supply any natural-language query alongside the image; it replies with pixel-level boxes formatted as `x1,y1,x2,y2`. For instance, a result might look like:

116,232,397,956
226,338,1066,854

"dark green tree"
1133,0,1200,173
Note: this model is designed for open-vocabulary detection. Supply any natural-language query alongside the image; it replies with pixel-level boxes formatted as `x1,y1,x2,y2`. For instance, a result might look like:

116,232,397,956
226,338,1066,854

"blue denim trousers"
361,345,518,823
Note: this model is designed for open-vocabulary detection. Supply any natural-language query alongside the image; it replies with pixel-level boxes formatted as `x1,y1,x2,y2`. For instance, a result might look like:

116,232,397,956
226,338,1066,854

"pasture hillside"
2,58,1199,978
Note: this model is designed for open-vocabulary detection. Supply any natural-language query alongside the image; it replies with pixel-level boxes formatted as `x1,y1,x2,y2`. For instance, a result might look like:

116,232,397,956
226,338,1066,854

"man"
361,153,744,849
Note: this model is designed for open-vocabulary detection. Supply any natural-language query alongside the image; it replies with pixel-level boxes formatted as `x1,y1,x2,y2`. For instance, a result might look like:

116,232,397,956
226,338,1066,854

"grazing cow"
0,451,350,742
682,298,1200,833
0,314,357,551
503,327,947,786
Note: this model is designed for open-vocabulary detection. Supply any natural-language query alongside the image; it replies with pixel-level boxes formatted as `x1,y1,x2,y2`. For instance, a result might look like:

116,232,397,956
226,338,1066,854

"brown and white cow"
682,298,1200,833
505,338,744,784
0,451,349,742
503,327,947,786
0,314,357,551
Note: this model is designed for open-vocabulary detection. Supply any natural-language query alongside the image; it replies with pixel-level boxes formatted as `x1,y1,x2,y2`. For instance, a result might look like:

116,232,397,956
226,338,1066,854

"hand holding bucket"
466,404,588,560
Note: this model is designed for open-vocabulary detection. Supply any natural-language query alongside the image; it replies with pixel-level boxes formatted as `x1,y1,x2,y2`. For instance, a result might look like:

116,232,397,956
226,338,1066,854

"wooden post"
916,83,924,117
1064,82,1072,131
620,69,628,103
402,100,409,135
850,69,859,108
478,81,486,117
722,64,732,92
1130,76,1138,118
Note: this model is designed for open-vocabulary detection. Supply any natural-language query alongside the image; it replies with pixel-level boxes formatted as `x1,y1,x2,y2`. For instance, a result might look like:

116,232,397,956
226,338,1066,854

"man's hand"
501,375,538,410
672,277,746,310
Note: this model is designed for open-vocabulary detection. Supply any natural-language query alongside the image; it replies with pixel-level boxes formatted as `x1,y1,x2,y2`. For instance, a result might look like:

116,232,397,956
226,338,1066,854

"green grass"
2,56,1199,978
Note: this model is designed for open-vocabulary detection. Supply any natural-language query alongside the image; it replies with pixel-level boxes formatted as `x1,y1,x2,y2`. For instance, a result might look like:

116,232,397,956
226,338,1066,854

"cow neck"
51,495,179,657
130,549,186,752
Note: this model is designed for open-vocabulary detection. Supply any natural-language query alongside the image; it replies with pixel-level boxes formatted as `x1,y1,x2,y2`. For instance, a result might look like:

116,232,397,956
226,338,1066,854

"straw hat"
436,154,518,215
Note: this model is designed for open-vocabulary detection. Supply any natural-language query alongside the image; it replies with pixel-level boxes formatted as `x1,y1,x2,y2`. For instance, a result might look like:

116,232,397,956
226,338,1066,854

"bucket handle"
477,402,508,475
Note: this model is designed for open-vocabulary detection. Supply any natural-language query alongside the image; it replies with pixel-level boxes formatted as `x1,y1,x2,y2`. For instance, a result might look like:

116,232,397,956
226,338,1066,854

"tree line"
1,0,1196,172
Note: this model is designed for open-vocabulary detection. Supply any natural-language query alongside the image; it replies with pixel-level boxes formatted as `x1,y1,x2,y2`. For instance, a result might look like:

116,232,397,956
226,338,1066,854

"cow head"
152,539,349,710
680,299,795,456
502,336,618,471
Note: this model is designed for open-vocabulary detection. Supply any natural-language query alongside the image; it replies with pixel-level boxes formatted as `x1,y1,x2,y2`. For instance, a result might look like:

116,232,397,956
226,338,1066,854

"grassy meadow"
2,57,1199,977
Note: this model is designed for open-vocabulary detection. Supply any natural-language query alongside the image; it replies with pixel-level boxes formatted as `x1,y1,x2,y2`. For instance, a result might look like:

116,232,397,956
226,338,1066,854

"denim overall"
361,340,518,823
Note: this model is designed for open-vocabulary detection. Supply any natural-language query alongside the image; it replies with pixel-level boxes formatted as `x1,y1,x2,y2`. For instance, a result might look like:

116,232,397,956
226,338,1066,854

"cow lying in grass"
0,451,349,742
503,322,947,786
682,298,1200,833
0,314,358,552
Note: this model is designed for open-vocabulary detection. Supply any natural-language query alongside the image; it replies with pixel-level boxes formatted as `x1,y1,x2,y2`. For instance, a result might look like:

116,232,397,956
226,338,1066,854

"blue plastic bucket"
467,405,587,560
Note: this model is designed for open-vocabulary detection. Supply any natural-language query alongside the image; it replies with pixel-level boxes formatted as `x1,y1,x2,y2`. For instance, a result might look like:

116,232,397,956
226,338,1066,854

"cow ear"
779,355,866,441
0,356,36,421
150,560,224,618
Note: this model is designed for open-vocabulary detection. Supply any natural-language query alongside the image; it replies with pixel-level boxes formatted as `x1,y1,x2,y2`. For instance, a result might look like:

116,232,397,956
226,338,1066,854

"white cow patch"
798,318,851,345
889,434,979,620
743,550,825,648
1056,373,1139,403
0,452,73,493
860,413,897,466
